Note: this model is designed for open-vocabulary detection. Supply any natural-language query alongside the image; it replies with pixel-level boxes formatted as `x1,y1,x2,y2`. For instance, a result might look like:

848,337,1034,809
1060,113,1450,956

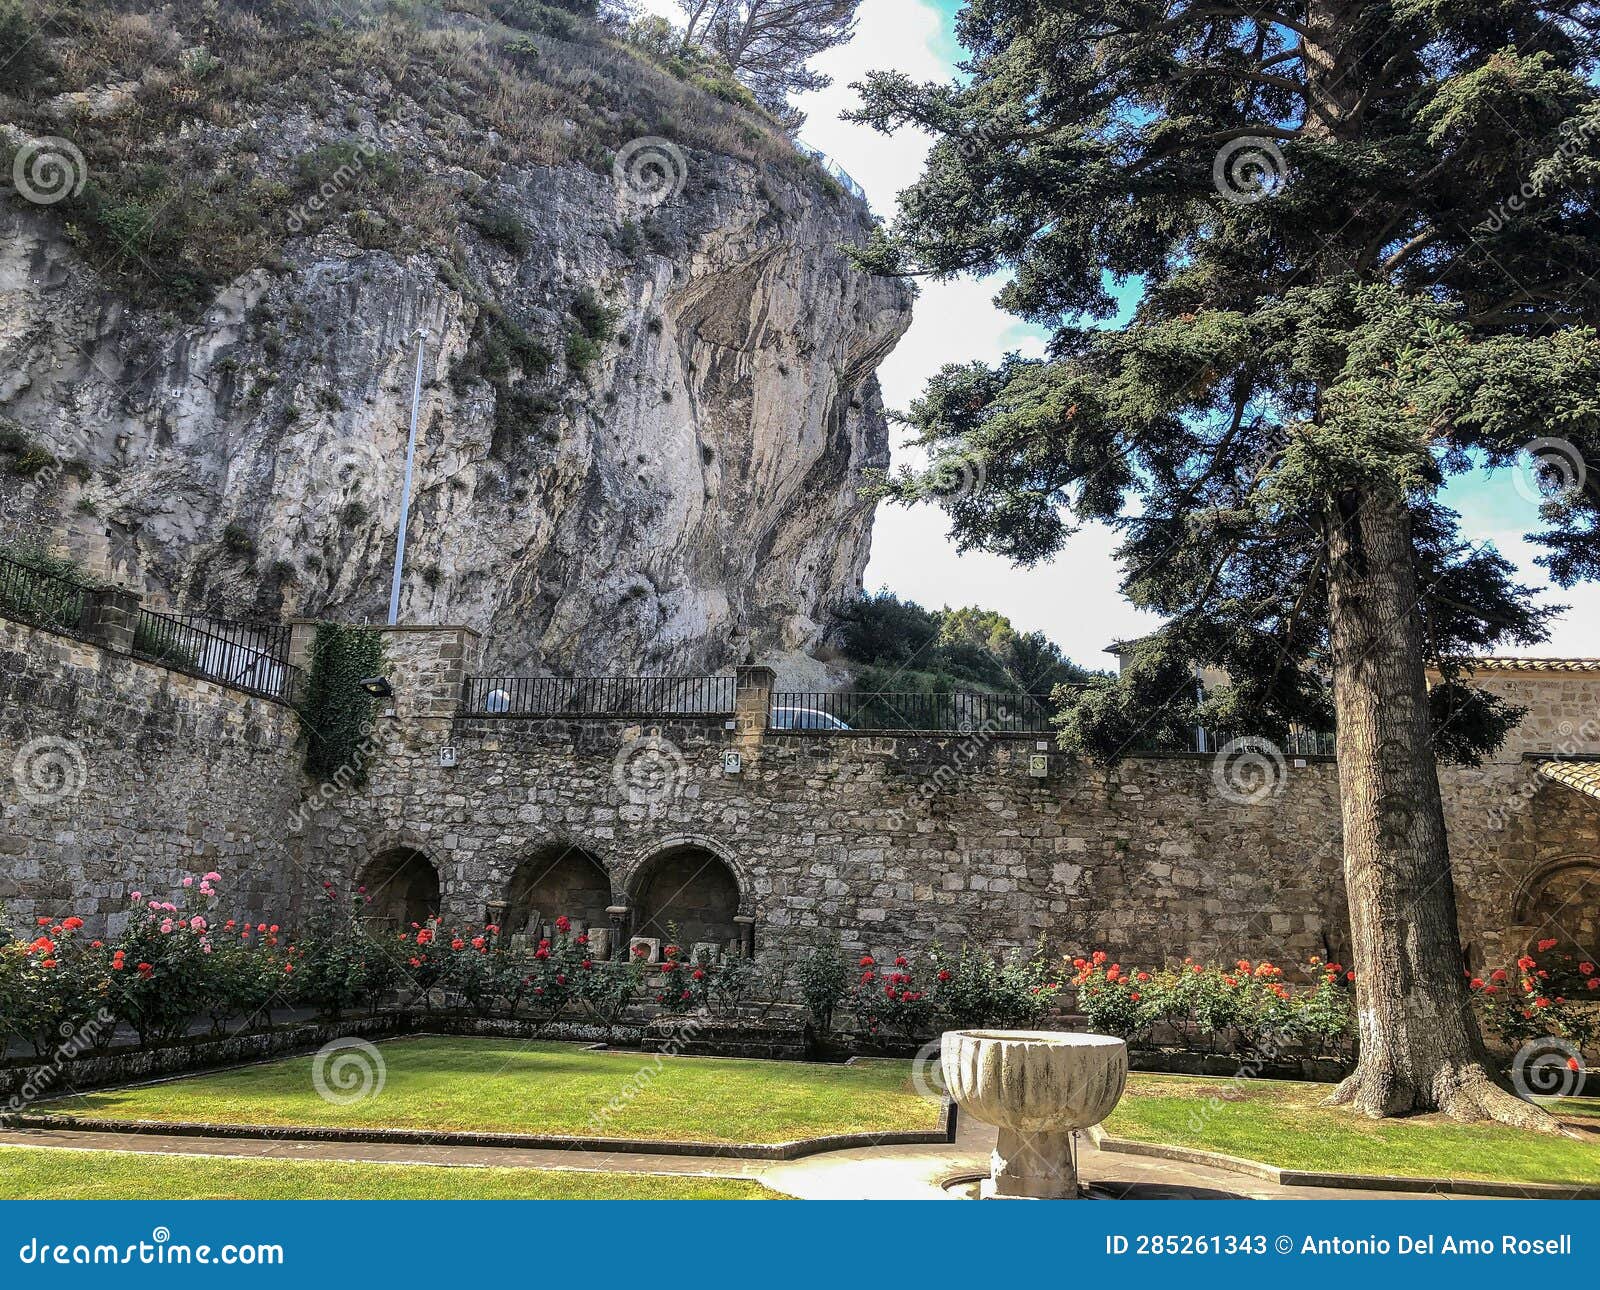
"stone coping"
8,1099,958,1164
1086,1125,1600,1199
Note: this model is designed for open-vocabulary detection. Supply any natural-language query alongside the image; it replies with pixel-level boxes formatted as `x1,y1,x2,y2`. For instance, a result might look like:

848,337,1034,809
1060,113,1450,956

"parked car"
769,706,851,731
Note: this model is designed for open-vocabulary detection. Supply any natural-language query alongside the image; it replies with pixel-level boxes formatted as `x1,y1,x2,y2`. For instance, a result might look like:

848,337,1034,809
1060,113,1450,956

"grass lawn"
0,1147,782,1200
1104,1073,1600,1186
41,1038,939,1145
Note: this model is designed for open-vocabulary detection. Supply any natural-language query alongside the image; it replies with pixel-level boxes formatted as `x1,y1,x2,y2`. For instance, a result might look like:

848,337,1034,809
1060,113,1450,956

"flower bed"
15,871,1585,1078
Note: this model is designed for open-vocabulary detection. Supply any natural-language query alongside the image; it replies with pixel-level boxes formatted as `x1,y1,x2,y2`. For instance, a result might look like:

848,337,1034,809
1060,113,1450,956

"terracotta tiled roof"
1537,760,1600,804
1452,658,1600,673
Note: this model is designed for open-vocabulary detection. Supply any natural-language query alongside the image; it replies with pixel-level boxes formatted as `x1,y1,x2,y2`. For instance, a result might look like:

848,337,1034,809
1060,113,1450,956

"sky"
647,0,1600,667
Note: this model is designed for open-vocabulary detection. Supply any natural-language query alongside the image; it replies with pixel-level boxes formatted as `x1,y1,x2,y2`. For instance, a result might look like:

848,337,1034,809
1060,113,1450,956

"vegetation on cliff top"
0,0,857,311
832,589,1103,695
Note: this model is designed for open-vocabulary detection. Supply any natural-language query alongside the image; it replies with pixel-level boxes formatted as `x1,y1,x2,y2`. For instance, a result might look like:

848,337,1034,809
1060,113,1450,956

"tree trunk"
1322,484,1554,1128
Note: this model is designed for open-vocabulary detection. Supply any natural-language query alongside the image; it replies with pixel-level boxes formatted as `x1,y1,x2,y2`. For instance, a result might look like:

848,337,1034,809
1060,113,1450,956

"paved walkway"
0,1117,1464,1200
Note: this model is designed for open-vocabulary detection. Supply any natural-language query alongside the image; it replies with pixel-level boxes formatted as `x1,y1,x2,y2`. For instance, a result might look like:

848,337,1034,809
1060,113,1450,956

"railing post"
82,585,142,653
734,664,775,760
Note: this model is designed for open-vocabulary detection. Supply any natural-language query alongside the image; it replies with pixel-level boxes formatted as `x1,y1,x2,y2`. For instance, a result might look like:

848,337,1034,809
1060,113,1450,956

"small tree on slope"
850,0,1600,1126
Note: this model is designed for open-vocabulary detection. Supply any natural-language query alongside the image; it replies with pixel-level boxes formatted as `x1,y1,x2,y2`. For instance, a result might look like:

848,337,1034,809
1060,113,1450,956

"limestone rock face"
0,99,910,678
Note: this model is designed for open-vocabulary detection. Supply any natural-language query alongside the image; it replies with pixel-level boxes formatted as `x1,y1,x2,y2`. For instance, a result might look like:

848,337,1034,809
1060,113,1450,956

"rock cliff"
0,0,911,677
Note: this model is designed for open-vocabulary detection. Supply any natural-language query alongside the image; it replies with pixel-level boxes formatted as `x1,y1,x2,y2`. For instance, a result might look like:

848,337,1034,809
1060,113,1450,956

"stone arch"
616,834,754,912
625,836,747,953
1507,854,1600,960
359,846,442,935
503,843,612,939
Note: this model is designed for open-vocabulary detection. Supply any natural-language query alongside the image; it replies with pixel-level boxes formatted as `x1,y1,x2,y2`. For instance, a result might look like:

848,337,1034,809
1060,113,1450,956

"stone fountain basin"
940,1029,1128,1133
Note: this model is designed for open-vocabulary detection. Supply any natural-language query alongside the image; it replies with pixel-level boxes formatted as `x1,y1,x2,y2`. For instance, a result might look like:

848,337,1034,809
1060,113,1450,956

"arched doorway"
505,845,611,939
359,848,440,935
632,844,742,951
1514,858,1600,961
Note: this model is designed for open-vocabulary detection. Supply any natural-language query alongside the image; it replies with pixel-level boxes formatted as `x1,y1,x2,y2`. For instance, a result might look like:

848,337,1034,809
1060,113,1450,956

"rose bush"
928,941,1059,1029
851,952,937,1038
1469,939,1600,1052
1067,951,1355,1054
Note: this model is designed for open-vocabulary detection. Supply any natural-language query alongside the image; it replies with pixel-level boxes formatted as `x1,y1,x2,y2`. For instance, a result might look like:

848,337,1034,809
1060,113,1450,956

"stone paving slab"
0,1117,1486,1201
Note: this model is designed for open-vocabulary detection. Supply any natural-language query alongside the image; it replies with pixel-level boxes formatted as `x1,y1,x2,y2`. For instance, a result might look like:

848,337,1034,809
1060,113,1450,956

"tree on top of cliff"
834,590,1102,693
850,0,1600,1127
676,0,863,128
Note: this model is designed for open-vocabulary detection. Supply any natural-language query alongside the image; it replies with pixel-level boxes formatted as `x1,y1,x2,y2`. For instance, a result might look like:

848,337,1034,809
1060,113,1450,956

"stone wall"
0,615,307,932
293,627,1600,977
5,616,1598,979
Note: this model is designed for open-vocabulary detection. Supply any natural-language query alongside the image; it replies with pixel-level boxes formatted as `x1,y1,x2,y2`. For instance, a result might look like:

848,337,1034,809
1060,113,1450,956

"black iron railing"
1197,727,1336,758
133,609,299,701
769,690,1062,733
461,674,738,718
0,550,89,634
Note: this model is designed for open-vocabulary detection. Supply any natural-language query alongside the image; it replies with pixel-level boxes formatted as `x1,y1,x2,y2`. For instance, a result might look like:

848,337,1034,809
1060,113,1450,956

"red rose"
894,956,908,967
859,956,874,967
555,916,571,933
451,939,465,951
1490,968,1507,982
62,917,83,931
1582,962,1596,976
1538,937,1559,952
937,969,951,981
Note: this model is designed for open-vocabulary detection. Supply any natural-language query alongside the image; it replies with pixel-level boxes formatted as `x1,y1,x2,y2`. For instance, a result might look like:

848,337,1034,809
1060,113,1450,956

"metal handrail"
461,674,737,717
133,608,297,700
769,690,1061,733
0,550,90,634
